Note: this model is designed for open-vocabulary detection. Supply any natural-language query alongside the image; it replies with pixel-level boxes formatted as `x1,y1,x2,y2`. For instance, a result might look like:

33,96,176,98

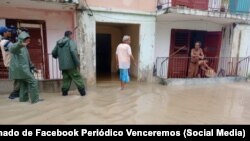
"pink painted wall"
85,0,157,12
0,7,75,53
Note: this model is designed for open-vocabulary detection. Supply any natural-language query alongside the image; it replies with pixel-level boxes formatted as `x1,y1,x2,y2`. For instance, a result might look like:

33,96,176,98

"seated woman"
189,41,215,78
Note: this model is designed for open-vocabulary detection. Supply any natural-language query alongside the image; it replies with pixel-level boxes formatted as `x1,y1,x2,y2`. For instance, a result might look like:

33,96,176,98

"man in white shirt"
0,27,12,67
116,35,136,90
0,26,20,99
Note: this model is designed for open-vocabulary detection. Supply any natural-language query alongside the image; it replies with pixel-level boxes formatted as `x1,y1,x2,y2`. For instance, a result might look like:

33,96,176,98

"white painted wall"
240,28,250,76
0,19,5,26
0,19,5,39
237,25,250,58
229,24,250,58
77,12,96,85
233,24,250,75
220,24,234,57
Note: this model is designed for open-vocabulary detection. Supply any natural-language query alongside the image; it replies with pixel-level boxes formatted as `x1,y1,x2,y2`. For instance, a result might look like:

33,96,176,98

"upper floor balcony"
157,0,250,23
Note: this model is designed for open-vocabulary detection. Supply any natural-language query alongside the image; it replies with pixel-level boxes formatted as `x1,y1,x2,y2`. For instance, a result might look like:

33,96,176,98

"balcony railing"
157,0,250,14
156,56,250,79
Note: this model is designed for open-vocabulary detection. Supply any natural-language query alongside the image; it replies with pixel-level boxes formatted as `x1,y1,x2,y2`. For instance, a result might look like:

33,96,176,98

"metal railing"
157,0,250,14
156,56,250,79
46,53,63,80
0,54,62,80
157,0,222,11
0,62,8,79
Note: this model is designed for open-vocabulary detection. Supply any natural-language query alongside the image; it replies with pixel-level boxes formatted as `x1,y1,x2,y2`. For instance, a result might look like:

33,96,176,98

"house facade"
76,0,157,85
155,0,250,79
0,0,250,86
0,0,78,80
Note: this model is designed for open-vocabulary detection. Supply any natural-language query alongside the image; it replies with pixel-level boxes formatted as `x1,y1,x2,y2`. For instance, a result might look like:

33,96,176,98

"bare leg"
201,66,207,71
199,60,212,70
202,61,211,70
120,81,125,90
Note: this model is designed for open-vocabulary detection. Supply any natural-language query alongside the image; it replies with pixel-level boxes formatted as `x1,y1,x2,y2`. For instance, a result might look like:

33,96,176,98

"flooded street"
0,82,250,124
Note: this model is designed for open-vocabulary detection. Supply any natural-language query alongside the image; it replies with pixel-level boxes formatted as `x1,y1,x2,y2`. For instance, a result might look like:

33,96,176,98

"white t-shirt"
116,43,132,69
0,39,12,67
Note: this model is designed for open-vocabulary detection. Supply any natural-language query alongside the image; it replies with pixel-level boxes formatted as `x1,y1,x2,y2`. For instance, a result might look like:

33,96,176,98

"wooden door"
5,19,48,79
172,0,192,8
204,32,222,72
191,0,208,10
172,0,208,10
168,29,191,78
19,22,48,79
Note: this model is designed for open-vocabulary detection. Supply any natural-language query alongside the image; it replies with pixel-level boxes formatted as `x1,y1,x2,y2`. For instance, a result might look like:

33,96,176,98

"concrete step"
157,77,248,86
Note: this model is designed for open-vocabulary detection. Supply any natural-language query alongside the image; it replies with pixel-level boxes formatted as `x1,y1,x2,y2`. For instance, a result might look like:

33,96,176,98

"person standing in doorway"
52,31,86,96
188,41,213,78
0,26,20,99
9,31,43,104
116,35,136,90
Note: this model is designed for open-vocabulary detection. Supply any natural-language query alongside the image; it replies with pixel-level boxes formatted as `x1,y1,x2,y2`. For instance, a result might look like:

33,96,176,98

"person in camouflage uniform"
9,31,43,104
52,31,86,96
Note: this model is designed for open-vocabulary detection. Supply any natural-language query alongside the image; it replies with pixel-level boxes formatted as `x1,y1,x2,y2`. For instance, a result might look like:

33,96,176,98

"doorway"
5,19,49,79
96,22,140,82
168,29,222,78
96,33,112,79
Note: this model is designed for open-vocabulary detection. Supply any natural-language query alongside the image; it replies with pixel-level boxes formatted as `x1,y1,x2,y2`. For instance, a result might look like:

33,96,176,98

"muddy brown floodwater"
0,82,250,124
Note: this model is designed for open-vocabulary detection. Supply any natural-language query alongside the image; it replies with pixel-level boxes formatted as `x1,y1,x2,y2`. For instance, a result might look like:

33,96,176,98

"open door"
19,23,48,79
168,30,222,78
96,33,112,80
204,32,222,72
168,29,191,78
